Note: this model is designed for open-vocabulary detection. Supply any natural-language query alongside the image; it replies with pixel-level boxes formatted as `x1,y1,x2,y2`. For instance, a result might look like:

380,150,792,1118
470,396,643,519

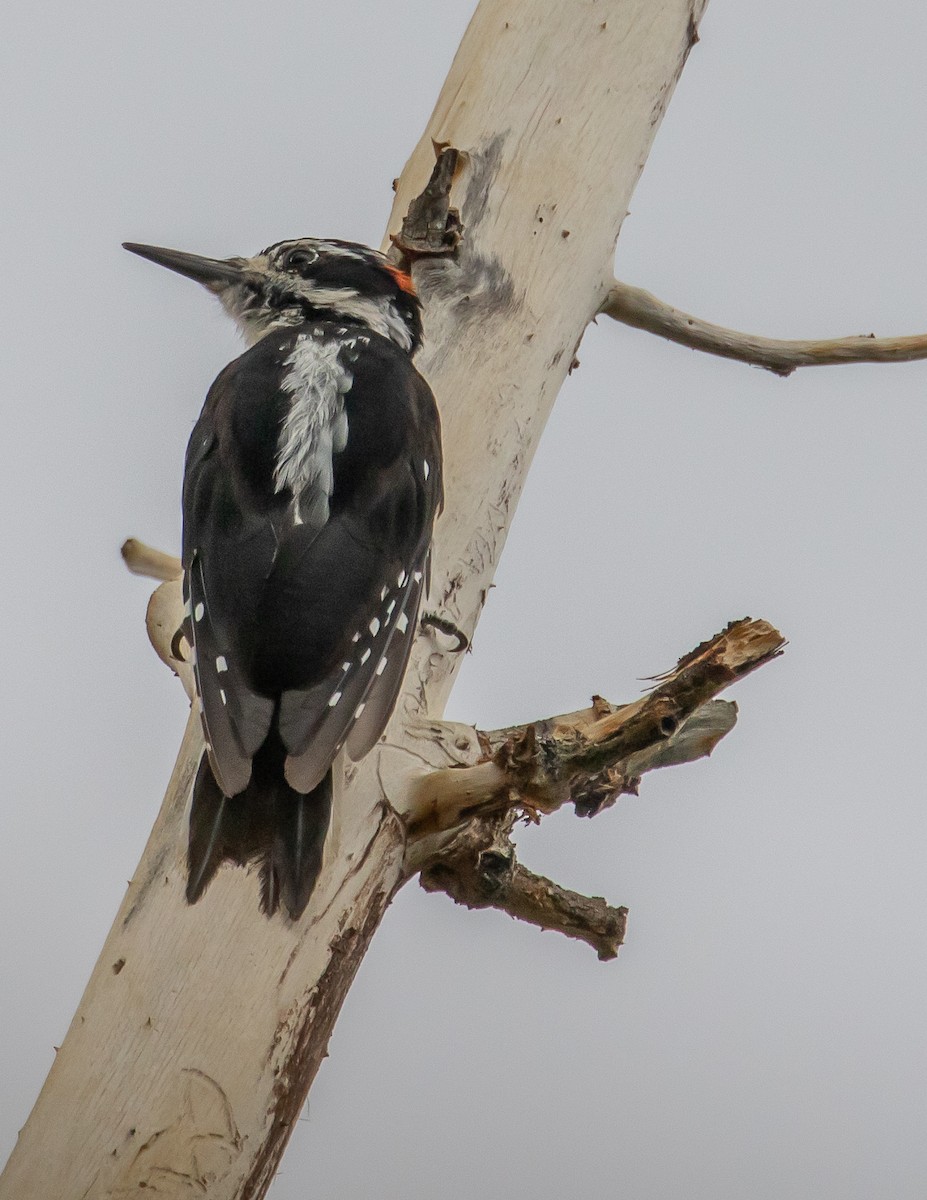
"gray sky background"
2,2,926,1197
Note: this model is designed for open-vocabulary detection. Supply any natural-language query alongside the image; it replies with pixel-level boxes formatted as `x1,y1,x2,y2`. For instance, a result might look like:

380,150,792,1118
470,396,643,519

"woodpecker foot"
170,620,192,664
421,612,469,652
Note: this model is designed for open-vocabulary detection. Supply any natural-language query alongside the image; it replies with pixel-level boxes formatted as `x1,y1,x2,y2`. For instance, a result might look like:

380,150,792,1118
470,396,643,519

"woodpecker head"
124,237,422,353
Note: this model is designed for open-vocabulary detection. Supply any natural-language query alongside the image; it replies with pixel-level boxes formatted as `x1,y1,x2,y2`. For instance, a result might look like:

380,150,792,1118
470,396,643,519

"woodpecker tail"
186,733,332,920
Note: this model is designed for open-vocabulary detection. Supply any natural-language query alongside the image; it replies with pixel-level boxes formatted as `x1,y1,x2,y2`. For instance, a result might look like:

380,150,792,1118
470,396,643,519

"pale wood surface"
0,3,706,1196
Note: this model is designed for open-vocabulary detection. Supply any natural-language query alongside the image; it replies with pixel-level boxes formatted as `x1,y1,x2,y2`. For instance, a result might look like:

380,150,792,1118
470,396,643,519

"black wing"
182,402,277,796
183,326,442,798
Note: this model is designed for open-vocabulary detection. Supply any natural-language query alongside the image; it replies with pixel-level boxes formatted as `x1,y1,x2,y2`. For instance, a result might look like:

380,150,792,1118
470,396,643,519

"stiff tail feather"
186,733,332,920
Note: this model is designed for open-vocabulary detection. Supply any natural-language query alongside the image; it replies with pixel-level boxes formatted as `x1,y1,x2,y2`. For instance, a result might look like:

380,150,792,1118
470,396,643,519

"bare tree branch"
602,278,927,377
407,619,784,836
409,620,778,960
420,812,628,960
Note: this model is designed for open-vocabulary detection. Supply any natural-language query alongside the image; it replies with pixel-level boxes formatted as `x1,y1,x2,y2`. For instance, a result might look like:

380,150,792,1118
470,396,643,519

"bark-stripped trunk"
0,3,706,1196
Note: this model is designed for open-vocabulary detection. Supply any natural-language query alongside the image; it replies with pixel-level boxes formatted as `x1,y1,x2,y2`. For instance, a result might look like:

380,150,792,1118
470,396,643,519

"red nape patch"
386,265,416,295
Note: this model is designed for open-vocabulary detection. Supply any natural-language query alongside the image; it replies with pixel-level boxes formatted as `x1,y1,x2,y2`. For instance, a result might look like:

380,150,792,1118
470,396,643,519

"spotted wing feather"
344,554,429,761
279,555,425,792
185,555,274,796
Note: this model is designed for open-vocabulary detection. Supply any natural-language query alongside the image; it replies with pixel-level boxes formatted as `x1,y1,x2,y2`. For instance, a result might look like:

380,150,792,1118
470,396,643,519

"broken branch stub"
413,622,781,959
407,618,784,837
419,811,628,961
388,145,464,265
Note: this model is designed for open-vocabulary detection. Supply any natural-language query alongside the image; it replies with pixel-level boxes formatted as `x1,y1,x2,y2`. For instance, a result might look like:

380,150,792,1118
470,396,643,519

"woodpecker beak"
123,242,249,291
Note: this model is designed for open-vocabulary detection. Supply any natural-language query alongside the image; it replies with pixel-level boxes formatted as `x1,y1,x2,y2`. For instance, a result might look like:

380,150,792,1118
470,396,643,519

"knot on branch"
572,765,627,818
492,722,541,780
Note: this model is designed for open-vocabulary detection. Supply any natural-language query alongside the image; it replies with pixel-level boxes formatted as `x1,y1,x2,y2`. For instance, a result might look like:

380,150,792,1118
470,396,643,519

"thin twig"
601,279,927,377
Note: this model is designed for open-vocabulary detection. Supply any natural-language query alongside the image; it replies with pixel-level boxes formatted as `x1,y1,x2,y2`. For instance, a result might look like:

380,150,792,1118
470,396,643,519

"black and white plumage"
125,237,442,918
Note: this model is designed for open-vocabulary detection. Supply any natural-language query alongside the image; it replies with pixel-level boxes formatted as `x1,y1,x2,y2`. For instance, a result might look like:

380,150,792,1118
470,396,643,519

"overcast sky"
2,2,926,1197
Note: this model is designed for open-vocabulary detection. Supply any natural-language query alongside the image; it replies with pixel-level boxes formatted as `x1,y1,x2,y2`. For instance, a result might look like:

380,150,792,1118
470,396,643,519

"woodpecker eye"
283,248,318,274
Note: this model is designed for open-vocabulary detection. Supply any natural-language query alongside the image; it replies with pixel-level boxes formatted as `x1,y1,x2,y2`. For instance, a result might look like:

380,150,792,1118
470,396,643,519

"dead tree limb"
420,810,631,961
410,621,781,957
602,278,927,376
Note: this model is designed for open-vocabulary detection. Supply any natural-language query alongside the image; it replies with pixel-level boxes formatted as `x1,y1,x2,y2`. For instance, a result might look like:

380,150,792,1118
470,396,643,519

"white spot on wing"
413,571,423,583
329,690,342,707
351,632,361,643
215,656,228,673
354,703,366,719
194,602,205,621
369,618,380,636
376,656,388,676
361,648,371,664
423,459,430,480
396,613,409,634
219,689,227,706
385,599,396,619
397,570,406,587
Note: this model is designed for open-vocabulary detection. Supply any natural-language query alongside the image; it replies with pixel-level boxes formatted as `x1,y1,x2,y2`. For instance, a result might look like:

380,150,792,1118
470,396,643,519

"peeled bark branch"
602,278,927,376
409,622,779,959
407,619,783,836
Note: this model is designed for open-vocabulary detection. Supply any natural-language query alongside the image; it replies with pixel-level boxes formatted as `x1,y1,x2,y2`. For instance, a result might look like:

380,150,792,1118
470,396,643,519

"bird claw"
421,612,469,652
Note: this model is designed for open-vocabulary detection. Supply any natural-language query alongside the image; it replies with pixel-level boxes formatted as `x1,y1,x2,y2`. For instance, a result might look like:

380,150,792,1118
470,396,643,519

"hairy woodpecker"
124,237,443,919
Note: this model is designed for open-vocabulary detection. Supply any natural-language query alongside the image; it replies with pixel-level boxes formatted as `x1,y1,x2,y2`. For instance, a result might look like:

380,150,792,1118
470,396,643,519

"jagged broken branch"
602,279,927,377
407,618,784,836
410,619,783,958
